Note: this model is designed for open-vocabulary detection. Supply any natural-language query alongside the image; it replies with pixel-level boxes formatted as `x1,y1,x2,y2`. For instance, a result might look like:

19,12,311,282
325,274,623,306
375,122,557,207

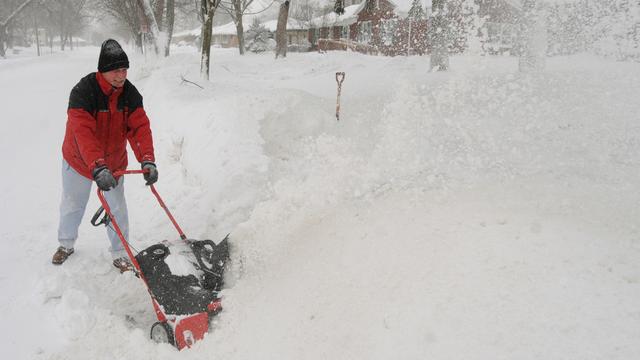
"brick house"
309,0,429,56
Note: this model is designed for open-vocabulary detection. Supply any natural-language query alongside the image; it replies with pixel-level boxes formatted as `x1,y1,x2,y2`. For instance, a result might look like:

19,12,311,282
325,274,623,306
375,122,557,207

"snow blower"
92,169,230,350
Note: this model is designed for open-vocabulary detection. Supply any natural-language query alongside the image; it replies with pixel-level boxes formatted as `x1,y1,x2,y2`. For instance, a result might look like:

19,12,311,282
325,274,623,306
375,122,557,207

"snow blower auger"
93,169,230,350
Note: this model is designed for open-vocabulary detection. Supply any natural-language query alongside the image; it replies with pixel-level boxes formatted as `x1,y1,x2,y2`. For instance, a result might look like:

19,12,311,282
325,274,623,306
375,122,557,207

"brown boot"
113,257,134,273
52,246,74,265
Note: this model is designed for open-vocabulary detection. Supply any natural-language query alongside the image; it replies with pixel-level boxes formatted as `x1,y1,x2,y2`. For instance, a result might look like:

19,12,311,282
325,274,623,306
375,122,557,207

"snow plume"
228,54,640,297
204,55,640,360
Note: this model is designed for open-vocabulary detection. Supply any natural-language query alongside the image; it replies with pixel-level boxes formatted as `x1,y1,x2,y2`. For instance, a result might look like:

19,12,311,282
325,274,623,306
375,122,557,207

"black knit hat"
98,39,129,73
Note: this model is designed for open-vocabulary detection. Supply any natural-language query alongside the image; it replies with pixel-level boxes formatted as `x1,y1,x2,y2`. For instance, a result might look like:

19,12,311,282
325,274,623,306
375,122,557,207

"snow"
1,45,640,360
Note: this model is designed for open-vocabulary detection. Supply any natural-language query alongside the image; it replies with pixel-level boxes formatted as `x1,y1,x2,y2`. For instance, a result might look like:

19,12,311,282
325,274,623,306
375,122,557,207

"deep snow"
1,45,640,359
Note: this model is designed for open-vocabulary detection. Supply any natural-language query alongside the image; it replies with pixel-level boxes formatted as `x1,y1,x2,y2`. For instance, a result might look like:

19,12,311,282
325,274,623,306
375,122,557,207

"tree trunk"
6,25,13,49
59,7,65,51
0,25,5,57
138,0,162,54
519,0,547,72
164,0,175,56
34,14,40,56
430,0,449,71
233,1,245,55
154,0,165,30
0,0,36,57
200,0,215,79
275,0,290,58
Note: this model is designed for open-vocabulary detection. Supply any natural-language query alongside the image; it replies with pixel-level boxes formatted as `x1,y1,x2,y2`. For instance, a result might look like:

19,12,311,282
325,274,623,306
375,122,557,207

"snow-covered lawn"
1,46,639,359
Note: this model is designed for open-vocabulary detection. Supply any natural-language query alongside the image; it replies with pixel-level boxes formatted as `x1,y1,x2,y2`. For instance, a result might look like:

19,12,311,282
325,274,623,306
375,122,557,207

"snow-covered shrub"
246,18,275,53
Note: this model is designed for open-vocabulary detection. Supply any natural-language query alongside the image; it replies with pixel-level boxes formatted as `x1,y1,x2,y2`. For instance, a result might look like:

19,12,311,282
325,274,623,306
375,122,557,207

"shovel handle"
335,72,345,121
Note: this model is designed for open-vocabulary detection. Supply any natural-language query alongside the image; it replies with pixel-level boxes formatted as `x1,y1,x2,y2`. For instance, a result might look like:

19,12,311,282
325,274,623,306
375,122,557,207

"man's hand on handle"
92,166,117,191
142,161,158,186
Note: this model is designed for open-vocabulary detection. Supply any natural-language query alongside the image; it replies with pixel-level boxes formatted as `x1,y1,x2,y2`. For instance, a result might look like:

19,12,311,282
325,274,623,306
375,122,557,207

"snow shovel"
335,72,345,120
94,169,230,350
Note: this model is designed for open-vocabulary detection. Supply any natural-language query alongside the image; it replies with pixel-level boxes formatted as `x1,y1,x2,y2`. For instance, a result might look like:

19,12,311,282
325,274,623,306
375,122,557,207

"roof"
260,18,308,31
309,3,364,28
393,0,428,14
213,22,239,35
503,0,523,11
173,28,200,38
309,0,436,28
499,0,581,11
174,17,307,40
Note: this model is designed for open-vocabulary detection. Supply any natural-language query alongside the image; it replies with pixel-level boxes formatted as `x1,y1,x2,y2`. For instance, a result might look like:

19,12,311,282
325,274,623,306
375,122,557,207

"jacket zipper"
105,96,111,161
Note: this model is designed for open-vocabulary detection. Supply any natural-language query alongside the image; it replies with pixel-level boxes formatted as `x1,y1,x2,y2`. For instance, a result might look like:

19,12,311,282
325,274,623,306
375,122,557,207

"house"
172,23,239,48
172,18,309,50
172,28,200,46
212,22,240,48
260,18,310,51
308,0,428,56
477,0,523,54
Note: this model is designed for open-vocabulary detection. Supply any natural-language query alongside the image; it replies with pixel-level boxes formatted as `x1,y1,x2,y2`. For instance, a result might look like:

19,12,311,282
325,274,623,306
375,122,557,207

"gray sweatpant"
57,159,129,259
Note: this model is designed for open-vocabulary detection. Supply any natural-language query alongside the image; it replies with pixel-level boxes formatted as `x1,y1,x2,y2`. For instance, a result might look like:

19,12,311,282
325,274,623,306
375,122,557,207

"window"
382,19,397,46
310,28,317,44
358,21,372,43
486,22,501,42
502,24,516,46
341,25,350,40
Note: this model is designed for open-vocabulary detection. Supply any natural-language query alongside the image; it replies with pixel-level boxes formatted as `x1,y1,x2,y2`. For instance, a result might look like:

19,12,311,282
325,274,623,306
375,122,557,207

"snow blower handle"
113,169,147,177
107,169,188,241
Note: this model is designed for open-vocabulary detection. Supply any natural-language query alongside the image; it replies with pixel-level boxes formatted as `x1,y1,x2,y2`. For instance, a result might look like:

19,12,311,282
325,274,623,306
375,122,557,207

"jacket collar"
96,71,123,97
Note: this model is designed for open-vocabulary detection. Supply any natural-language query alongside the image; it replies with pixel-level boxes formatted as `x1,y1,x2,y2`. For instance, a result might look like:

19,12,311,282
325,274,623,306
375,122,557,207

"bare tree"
519,0,547,72
290,0,320,29
154,0,165,29
164,0,174,56
218,0,257,55
275,0,289,58
430,0,449,71
98,0,145,50
40,0,87,51
200,0,221,79
97,0,175,55
0,0,36,57
138,0,162,53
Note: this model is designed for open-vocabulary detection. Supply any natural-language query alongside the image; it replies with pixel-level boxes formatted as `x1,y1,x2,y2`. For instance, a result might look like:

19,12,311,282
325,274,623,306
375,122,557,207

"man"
52,39,159,273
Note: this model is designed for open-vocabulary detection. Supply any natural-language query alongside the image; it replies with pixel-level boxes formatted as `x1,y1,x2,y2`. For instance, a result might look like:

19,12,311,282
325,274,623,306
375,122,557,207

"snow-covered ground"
1,45,640,359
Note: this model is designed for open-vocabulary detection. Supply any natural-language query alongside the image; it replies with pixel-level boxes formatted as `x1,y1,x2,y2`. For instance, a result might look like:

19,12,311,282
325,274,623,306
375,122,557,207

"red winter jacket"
62,71,155,179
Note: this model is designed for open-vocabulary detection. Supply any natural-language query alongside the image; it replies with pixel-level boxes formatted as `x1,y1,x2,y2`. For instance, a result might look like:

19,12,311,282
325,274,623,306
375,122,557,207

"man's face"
102,68,127,88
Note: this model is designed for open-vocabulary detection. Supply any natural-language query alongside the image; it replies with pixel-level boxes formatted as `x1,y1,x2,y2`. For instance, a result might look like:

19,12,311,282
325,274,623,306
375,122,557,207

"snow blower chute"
93,169,230,350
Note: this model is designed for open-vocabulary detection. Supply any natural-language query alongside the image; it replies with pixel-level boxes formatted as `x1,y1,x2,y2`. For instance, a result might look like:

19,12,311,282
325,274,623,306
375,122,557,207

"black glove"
92,166,117,191
141,161,158,185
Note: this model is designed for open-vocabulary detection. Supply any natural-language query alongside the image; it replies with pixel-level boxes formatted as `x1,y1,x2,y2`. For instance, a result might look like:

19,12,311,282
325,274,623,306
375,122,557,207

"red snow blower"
93,169,230,350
